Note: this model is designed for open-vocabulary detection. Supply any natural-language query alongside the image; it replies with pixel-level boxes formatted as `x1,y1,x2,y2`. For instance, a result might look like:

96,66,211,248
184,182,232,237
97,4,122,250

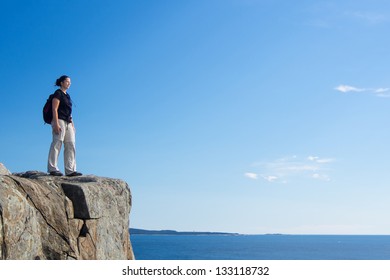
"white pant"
47,119,77,175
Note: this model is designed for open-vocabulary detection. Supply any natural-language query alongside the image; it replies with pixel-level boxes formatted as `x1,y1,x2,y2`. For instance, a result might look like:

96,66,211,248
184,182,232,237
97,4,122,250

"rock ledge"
0,167,134,260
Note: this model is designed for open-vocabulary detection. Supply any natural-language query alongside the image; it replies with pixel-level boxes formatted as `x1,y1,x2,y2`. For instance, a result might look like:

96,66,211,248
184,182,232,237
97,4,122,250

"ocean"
130,234,390,260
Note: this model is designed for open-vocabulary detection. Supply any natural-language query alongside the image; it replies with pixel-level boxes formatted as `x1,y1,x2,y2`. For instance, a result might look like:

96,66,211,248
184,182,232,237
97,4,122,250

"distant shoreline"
129,229,388,236
129,228,240,236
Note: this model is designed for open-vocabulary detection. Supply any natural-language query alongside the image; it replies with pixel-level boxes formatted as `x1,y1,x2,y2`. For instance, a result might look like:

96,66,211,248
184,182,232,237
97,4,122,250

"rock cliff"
0,163,134,260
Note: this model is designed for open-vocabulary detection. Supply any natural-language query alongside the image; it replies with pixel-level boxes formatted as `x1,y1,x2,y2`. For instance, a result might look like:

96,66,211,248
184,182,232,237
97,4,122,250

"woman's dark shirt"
53,89,72,123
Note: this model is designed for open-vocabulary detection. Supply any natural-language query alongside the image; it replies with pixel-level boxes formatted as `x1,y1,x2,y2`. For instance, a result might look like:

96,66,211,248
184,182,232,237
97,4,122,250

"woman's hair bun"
55,75,69,86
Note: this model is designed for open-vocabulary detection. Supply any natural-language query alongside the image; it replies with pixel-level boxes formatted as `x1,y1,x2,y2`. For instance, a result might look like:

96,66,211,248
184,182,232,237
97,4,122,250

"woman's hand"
52,123,62,134
51,98,61,134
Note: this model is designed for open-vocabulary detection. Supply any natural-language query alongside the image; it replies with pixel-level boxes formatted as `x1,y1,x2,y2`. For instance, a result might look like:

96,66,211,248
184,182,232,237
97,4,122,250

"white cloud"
334,85,364,93
308,156,334,164
244,172,258,180
307,156,319,161
284,164,319,172
260,175,278,182
374,88,390,93
312,173,330,181
335,84,390,98
375,88,390,98
250,155,334,184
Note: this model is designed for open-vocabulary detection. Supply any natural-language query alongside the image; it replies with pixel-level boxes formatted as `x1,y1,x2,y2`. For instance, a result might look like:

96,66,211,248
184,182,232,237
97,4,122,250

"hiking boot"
49,171,63,176
66,171,83,177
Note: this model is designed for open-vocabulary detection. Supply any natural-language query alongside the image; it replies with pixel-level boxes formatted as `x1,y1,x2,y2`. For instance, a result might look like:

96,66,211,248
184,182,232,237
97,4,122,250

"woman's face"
61,77,71,90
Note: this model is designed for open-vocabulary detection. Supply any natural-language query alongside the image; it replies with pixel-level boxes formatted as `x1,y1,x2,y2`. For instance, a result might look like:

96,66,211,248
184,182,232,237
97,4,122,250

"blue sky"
1,0,390,234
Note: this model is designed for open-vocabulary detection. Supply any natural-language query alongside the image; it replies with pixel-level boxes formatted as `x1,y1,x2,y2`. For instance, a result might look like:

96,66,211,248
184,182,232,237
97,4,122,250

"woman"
47,75,82,176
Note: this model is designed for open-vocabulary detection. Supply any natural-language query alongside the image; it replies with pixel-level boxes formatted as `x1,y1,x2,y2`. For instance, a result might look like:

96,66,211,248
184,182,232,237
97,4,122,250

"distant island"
130,228,239,236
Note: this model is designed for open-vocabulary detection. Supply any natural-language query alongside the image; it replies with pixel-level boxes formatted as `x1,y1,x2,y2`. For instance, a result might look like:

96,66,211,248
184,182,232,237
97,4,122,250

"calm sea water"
130,235,390,260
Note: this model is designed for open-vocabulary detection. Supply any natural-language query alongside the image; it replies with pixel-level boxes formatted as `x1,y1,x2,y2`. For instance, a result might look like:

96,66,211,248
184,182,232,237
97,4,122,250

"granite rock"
0,163,10,176
0,165,134,260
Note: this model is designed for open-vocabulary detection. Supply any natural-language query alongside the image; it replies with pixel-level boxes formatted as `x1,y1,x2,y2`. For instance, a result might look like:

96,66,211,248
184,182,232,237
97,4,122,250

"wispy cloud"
260,175,279,182
245,155,334,183
346,11,389,25
334,85,365,93
305,3,389,29
244,172,258,180
307,156,334,164
311,173,330,181
335,84,390,97
374,88,390,98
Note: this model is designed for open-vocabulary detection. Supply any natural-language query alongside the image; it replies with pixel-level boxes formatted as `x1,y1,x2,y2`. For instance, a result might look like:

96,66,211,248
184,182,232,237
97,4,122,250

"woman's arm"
52,98,61,134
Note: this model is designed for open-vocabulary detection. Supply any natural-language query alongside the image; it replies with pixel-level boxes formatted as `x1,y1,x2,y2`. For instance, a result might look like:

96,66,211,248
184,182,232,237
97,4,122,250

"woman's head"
55,75,71,87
